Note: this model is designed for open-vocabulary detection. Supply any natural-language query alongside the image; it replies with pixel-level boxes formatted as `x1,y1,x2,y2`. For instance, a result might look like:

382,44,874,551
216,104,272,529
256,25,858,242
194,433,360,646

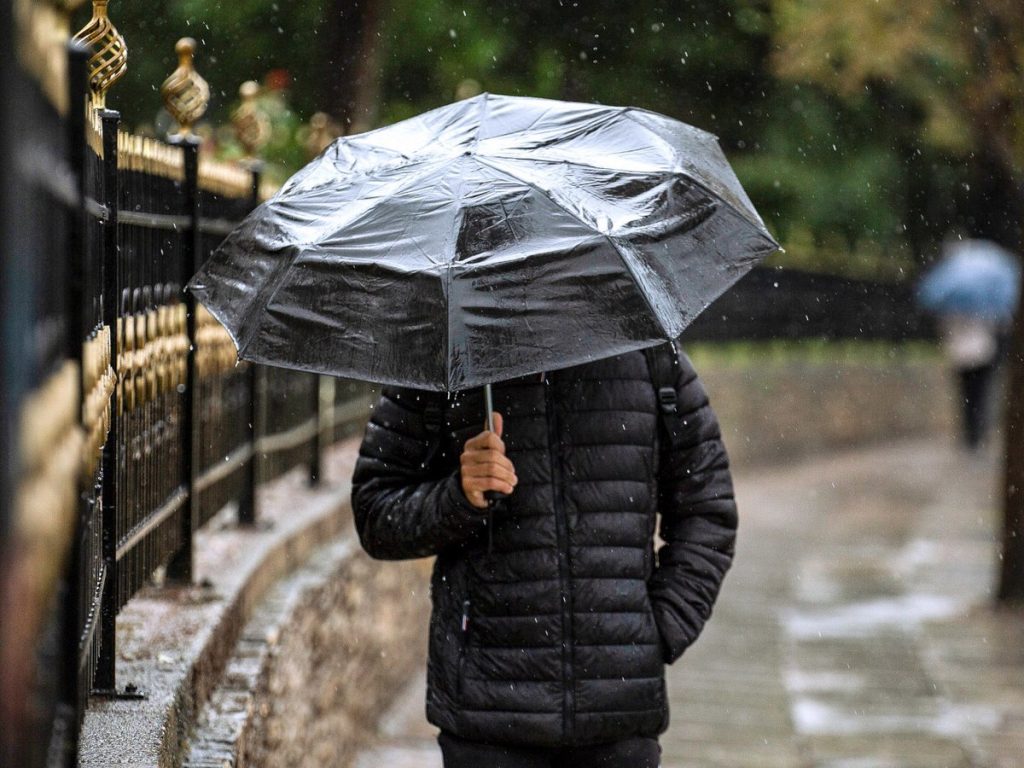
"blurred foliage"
771,0,1024,252
79,0,1014,279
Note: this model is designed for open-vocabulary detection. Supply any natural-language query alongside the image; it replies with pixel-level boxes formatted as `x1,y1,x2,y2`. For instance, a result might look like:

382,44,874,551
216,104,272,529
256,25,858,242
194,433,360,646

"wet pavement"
354,440,1024,768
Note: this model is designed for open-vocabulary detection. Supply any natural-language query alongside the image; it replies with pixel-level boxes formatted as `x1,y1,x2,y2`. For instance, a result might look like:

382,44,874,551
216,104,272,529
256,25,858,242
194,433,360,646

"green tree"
773,0,1024,601
376,0,957,269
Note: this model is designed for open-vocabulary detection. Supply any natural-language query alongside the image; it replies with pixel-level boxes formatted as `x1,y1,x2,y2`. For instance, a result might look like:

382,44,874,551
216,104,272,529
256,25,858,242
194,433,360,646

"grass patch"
682,339,940,369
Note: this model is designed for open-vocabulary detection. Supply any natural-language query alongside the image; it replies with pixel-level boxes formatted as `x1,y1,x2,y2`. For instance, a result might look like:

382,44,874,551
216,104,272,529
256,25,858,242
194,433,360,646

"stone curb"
78,440,361,767
184,534,359,767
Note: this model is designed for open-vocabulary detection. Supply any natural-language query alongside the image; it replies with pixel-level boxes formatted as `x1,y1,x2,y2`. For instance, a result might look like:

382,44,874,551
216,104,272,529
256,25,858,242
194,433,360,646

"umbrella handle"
483,382,508,504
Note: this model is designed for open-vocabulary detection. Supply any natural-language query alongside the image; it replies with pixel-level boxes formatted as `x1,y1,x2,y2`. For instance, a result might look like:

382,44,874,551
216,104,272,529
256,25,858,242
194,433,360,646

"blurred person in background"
918,237,1021,451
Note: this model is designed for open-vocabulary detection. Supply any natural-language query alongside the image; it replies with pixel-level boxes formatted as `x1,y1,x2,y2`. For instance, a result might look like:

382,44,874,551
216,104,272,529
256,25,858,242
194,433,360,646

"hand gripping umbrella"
189,94,779,431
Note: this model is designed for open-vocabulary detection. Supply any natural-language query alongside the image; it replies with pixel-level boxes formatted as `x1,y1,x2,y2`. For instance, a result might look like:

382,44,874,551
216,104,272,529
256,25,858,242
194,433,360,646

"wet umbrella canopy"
189,93,779,391
917,239,1021,322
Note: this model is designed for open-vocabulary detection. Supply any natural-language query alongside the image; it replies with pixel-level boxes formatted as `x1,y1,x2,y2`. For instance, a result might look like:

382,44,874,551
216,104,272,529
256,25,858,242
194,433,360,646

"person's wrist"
447,473,487,517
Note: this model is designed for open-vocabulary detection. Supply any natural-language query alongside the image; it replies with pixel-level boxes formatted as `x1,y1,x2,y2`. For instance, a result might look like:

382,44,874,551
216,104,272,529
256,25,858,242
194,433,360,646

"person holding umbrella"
189,94,779,766
917,238,1021,451
352,347,734,768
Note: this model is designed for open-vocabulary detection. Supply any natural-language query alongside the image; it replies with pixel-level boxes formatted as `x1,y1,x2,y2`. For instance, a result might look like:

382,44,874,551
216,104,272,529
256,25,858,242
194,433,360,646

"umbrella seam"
445,168,473,390
235,247,305,357
472,92,489,150
601,236,672,340
621,110,775,239
285,153,435,196
299,159,454,254
477,141,777,250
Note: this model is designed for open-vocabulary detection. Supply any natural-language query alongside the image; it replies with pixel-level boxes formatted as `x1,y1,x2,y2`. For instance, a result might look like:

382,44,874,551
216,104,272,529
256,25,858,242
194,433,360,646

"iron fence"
3,4,372,766
682,265,933,342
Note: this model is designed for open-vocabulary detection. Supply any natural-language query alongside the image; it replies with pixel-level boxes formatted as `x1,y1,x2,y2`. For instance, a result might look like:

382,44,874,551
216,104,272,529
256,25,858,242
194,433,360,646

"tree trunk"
320,0,384,132
998,177,1024,602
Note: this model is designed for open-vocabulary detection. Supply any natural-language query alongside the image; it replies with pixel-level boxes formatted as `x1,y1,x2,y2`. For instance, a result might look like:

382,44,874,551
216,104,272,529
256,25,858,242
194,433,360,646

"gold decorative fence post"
229,81,271,521
160,38,210,138
71,0,127,109
159,39,205,583
232,81,271,160
302,112,340,160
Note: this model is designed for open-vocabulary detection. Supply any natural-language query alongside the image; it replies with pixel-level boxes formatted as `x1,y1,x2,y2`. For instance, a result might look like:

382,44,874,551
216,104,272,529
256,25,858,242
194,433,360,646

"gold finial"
303,112,340,159
71,0,128,109
160,38,210,138
232,81,271,159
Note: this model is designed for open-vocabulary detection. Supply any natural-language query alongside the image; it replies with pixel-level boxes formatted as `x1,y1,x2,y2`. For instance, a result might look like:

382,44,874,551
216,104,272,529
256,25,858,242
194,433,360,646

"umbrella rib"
286,149,434,196
444,170,472,390
472,92,490,150
483,130,776,247
470,155,672,339
619,110,771,236
486,148,666,177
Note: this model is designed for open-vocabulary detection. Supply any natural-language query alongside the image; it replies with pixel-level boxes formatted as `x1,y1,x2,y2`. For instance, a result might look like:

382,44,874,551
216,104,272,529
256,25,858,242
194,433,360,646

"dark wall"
683,266,932,343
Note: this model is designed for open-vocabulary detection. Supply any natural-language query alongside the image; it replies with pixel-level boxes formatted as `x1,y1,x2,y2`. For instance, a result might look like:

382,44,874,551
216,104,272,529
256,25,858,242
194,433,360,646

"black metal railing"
3,15,371,767
683,265,933,342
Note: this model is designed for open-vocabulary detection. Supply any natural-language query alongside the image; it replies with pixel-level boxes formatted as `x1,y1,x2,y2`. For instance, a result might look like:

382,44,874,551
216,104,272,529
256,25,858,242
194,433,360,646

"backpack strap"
643,342,680,448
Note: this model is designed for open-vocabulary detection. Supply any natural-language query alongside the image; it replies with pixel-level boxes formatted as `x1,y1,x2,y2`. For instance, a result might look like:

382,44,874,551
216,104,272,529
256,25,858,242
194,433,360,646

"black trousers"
958,363,997,449
438,731,661,768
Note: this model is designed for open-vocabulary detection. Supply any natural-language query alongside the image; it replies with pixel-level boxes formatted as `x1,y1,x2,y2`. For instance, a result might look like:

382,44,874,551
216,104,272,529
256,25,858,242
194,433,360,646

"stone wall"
695,351,957,468
245,549,430,767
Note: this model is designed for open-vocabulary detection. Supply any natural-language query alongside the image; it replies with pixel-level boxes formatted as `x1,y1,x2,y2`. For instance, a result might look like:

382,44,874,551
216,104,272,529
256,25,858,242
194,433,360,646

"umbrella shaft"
484,383,495,432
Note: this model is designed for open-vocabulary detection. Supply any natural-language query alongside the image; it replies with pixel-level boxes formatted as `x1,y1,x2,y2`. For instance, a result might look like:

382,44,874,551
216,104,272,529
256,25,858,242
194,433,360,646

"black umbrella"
189,93,778,405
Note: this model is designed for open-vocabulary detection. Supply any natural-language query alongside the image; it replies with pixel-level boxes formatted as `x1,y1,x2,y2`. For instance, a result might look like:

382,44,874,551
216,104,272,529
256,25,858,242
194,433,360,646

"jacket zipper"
458,598,470,697
544,373,575,742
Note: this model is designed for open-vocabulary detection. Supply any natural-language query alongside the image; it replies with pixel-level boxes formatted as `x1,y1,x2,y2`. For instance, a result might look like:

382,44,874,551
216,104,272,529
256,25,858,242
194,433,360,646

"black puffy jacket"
351,345,736,747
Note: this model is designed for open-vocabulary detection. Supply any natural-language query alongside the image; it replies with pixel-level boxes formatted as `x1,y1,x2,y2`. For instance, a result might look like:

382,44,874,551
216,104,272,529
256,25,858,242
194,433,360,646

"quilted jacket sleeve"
648,349,737,664
351,386,487,560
